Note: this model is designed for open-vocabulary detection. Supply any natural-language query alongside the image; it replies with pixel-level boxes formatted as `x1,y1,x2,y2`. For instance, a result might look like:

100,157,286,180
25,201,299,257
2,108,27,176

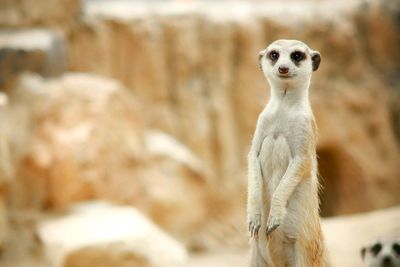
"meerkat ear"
311,51,321,71
361,247,366,259
258,49,266,71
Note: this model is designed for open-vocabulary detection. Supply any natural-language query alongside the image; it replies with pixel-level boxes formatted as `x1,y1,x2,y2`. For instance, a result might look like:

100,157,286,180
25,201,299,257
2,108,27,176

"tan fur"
247,40,326,267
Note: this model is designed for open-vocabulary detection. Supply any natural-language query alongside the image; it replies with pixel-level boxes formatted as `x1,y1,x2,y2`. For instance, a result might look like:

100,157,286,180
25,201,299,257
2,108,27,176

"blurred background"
0,0,399,266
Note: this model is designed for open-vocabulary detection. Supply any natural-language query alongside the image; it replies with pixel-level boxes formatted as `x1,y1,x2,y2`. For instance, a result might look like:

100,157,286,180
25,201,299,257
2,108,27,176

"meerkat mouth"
277,74,293,79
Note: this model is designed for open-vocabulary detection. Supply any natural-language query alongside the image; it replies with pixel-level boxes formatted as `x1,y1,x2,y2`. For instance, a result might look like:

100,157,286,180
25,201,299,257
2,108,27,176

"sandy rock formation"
0,0,80,28
0,92,11,252
142,130,212,243
10,73,145,209
37,202,188,267
8,73,212,247
0,29,66,88
68,0,400,216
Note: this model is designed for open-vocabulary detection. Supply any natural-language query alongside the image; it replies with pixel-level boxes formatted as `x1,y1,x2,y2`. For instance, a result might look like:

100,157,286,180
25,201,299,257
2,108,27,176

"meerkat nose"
382,255,392,266
278,66,289,74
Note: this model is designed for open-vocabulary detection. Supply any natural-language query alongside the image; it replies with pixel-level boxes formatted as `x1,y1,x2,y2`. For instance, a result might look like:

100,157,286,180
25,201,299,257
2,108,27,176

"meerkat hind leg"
249,242,268,267
250,136,276,267
250,237,278,267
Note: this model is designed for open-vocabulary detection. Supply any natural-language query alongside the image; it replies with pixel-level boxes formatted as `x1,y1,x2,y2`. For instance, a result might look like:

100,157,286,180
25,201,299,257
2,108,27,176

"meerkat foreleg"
247,117,267,238
266,155,311,236
247,150,263,238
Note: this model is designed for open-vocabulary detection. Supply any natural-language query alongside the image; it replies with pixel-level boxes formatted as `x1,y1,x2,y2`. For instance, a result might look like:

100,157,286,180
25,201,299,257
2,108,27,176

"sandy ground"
187,206,400,267
188,249,248,267
1,206,399,267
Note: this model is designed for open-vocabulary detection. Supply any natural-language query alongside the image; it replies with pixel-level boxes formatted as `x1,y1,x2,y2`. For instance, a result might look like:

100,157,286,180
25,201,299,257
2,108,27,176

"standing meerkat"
247,39,325,267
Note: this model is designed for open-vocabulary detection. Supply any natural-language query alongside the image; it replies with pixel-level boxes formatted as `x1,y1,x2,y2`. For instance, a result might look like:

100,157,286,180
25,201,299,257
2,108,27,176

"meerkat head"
361,237,400,267
258,39,321,90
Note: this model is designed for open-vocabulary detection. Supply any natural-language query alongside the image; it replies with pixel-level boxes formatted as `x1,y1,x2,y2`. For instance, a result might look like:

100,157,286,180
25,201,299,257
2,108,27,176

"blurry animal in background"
361,237,400,267
247,39,325,267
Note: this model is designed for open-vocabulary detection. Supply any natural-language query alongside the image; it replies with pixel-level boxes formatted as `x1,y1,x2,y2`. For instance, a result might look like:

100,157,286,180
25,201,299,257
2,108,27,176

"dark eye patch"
290,51,306,64
371,243,382,256
268,50,279,62
393,243,400,256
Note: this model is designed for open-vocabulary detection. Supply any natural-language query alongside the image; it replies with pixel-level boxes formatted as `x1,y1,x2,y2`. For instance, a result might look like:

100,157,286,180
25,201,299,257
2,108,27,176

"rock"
0,29,67,89
0,0,80,28
0,180,7,253
12,73,145,209
0,92,10,252
0,92,11,181
9,73,212,248
140,130,212,245
68,0,400,217
37,202,188,267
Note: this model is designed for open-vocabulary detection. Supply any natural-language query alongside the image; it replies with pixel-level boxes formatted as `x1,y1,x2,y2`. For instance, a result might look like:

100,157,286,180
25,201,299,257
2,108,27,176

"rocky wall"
68,0,400,216
0,92,10,252
5,73,220,249
0,0,80,29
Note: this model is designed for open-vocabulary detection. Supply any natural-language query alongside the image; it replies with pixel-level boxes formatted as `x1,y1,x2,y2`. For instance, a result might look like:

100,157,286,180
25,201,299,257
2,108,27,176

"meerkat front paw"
248,213,262,238
266,215,281,237
266,208,286,237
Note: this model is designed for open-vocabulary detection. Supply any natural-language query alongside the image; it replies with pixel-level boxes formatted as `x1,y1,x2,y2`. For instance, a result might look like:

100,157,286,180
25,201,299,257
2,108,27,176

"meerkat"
361,237,400,267
247,39,325,267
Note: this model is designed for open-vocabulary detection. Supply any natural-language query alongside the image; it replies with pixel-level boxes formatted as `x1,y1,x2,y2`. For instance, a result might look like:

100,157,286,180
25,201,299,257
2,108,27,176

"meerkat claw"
266,215,281,237
252,224,261,238
266,222,279,237
248,214,261,238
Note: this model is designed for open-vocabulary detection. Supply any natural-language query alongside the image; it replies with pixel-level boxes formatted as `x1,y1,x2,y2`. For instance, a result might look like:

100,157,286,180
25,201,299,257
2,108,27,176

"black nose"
278,66,289,74
382,256,392,266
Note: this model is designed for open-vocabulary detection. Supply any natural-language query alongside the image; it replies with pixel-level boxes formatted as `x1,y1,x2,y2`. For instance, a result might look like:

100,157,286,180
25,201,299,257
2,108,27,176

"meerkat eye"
393,243,400,256
290,51,305,62
371,243,382,256
268,51,279,61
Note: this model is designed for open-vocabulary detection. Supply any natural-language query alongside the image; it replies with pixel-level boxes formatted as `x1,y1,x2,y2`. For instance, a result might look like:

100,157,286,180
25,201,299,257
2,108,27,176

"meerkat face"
361,237,400,267
259,39,321,88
